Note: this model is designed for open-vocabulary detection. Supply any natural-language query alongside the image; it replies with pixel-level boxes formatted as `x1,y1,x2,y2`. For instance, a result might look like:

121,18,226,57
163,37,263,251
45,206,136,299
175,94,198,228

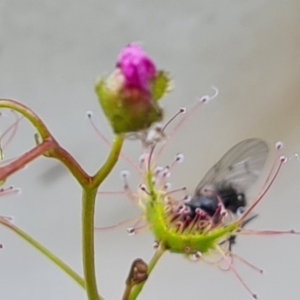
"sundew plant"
0,44,298,300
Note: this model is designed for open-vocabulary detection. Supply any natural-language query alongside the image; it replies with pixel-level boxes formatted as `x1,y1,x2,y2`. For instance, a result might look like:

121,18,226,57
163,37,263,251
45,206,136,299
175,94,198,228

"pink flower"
95,43,169,134
116,43,156,93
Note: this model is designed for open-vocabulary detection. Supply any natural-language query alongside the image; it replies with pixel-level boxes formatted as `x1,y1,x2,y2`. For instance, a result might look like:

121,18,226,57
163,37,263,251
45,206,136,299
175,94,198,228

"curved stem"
128,246,166,300
0,99,52,140
0,217,85,288
1,99,126,300
91,134,124,188
50,146,91,187
0,99,90,186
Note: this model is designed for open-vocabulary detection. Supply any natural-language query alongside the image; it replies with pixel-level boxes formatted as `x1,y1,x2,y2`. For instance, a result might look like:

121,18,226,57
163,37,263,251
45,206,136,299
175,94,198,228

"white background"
0,1,300,300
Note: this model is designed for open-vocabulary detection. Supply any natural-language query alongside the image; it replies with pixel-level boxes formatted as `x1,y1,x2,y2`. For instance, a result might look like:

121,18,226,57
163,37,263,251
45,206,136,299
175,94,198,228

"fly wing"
194,139,269,195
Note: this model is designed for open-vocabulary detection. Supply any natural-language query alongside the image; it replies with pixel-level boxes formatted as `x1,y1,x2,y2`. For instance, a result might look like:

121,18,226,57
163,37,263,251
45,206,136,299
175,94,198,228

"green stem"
82,134,124,300
0,99,126,300
122,283,133,300
82,188,103,300
146,170,156,196
91,135,124,188
128,246,166,300
0,217,85,288
0,99,90,186
0,99,52,140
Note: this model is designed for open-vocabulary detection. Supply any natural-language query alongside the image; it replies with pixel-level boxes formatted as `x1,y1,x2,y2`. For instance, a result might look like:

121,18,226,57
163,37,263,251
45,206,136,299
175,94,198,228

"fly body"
185,138,268,228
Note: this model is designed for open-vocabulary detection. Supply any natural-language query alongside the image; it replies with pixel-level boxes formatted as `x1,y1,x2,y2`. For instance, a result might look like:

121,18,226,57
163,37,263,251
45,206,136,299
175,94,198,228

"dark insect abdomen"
185,195,219,218
217,186,246,213
186,185,246,219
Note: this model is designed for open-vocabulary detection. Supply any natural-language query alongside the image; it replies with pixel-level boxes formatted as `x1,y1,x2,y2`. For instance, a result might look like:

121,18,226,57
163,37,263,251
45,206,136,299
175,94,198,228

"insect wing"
194,139,269,195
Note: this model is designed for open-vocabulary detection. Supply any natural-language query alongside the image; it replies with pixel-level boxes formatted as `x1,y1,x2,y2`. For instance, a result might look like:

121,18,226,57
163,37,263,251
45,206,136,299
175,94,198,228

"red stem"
51,146,90,187
0,138,55,181
0,99,91,186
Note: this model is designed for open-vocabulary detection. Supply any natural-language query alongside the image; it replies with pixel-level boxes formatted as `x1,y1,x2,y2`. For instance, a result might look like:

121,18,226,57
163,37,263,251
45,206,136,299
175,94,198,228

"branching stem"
0,99,125,300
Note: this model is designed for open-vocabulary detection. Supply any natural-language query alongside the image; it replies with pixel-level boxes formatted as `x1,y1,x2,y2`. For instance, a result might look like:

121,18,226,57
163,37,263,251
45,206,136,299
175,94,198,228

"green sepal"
95,77,164,134
151,71,171,101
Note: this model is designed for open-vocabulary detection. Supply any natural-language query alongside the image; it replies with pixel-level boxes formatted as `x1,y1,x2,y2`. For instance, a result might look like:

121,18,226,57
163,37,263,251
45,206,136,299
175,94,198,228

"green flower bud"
95,44,170,134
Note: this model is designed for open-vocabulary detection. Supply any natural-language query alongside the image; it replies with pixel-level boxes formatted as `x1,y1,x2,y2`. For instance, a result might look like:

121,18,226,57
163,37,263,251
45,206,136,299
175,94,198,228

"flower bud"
95,43,170,134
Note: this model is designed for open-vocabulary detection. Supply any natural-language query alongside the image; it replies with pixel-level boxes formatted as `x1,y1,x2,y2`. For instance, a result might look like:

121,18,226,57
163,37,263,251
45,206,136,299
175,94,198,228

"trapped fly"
185,138,269,247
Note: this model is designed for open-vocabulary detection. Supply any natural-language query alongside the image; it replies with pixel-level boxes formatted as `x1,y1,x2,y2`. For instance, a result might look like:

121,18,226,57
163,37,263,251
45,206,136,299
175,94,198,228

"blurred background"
1,1,300,299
